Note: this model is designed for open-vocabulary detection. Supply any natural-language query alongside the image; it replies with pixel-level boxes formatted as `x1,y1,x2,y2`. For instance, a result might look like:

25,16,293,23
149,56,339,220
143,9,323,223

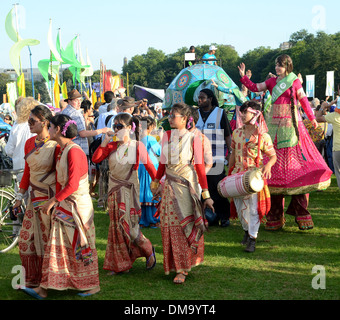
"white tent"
133,85,165,104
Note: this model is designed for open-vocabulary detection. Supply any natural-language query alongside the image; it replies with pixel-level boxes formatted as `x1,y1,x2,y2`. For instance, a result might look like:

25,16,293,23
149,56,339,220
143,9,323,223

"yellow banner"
17,73,26,97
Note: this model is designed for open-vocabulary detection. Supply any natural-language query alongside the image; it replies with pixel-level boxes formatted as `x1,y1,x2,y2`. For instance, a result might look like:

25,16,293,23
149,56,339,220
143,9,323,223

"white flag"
325,71,334,96
306,75,315,98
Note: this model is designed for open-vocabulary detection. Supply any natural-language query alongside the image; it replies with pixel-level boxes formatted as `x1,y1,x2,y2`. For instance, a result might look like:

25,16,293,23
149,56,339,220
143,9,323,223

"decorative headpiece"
186,116,193,130
247,107,268,134
235,106,268,134
61,120,77,136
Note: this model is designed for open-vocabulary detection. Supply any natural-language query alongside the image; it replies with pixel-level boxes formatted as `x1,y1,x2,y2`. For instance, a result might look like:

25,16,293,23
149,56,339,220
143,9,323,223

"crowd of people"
0,53,337,299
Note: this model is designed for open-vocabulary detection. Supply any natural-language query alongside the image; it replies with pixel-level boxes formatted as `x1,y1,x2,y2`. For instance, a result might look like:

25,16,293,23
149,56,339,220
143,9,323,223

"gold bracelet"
151,181,160,189
201,190,210,200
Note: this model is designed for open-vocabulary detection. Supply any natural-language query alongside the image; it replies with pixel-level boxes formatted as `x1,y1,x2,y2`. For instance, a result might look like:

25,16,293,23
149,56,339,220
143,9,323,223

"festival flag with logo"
325,71,334,97
306,75,315,98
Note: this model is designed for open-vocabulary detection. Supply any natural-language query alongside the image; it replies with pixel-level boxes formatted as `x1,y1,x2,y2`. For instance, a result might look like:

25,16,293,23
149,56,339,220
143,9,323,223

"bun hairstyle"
114,113,141,141
141,116,156,130
171,103,194,129
50,114,78,139
30,105,53,127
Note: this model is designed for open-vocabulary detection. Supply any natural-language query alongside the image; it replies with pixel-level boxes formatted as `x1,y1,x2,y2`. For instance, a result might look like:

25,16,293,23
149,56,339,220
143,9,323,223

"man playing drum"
227,101,277,252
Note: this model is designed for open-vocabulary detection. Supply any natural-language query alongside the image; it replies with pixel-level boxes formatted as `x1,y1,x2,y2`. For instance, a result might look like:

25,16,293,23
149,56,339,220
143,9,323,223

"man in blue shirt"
61,89,111,156
202,45,217,65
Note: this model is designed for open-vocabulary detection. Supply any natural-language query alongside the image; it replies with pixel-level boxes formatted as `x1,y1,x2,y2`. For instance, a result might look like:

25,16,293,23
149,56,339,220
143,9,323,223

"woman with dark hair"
139,116,161,228
151,103,214,284
92,113,157,275
21,114,100,299
13,105,59,289
238,54,332,230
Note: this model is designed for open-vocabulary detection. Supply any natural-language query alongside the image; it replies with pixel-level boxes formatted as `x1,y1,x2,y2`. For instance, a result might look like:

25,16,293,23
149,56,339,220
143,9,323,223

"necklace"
34,136,50,154
57,141,73,162
117,141,131,162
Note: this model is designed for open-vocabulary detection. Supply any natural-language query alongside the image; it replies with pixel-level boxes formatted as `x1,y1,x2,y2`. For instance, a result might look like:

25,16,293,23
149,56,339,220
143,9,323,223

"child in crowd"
139,116,161,228
228,101,277,252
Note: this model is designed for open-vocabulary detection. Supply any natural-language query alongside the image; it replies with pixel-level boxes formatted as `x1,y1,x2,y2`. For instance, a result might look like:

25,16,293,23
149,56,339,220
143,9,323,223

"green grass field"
1,176,339,301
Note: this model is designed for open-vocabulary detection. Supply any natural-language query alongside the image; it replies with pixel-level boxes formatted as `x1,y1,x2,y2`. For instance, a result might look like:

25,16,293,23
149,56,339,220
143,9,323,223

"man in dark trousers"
196,89,232,227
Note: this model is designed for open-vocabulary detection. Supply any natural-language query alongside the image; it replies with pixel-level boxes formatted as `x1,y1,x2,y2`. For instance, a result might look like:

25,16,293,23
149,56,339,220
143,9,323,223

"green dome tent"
163,64,246,110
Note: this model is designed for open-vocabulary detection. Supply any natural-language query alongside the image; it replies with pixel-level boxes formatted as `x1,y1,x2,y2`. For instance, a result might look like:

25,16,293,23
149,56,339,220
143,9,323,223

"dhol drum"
217,169,264,198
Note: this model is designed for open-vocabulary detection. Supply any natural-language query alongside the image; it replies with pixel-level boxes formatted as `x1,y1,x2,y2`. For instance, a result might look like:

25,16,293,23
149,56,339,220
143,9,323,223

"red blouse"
155,131,208,189
92,141,157,180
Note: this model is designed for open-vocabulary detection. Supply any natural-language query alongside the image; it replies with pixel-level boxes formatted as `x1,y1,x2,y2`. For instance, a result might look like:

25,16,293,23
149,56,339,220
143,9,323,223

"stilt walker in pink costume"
238,54,332,231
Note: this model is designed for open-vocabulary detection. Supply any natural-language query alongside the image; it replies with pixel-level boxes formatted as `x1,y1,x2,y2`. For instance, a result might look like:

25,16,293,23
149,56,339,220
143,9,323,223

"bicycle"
0,168,26,253
0,134,26,253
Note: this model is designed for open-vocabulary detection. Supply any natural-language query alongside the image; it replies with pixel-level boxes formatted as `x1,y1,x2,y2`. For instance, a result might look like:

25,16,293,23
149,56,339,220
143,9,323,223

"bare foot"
34,287,48,298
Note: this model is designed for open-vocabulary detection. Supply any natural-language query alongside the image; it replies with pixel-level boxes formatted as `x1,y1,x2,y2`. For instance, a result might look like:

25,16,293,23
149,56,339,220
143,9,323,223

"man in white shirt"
98,91,115,114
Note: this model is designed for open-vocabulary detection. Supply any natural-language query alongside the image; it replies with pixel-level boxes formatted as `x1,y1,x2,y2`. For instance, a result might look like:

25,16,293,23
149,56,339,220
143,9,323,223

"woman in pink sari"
238,54,332,230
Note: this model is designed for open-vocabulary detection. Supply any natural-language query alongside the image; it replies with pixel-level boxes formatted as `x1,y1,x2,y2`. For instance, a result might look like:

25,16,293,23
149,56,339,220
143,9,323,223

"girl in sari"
139,116,161,228
92,114,157,274
14,105,58,288
238,54,332,230
22,114,100,299
151,103,214,284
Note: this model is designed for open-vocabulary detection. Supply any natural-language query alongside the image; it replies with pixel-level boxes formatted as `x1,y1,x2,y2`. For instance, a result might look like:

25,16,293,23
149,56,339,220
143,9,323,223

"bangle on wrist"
201,190,210,200
151,181,160,190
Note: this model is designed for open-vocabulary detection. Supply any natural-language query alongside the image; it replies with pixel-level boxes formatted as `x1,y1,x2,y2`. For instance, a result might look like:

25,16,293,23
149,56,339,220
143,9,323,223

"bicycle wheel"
0,190,22,253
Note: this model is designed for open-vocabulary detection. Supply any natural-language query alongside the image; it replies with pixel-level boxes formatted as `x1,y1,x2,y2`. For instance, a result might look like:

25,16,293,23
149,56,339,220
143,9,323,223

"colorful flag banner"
54,74,60,108
6,6,40,76
6,82,17,110
91,91,97,106
17,73,26,97
61,82,68,99
306,75,315,98
325,71,334,97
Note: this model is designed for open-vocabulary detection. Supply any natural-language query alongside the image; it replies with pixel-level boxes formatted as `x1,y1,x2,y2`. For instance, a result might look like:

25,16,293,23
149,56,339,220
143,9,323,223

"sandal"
173,272,188,284
107,270,129,276
146,246,156,270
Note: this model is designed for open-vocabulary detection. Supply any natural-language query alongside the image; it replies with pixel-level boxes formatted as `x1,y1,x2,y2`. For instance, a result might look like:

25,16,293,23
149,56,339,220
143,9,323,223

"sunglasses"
28,118,40,126
113,123,126,131
168,114,183,119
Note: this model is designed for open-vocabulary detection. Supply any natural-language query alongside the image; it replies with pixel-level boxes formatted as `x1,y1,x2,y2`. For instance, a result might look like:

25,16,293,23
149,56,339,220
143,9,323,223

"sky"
0,0,339,75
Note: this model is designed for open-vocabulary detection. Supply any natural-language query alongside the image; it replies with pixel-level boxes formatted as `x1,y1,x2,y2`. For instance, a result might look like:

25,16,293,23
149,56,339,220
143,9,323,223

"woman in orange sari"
151,103,214,284
92,113,157,274
21,114,100,299
14,105,58,289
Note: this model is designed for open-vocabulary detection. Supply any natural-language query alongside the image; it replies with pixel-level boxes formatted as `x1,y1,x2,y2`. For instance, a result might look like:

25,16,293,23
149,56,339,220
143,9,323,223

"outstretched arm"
238,63,268,92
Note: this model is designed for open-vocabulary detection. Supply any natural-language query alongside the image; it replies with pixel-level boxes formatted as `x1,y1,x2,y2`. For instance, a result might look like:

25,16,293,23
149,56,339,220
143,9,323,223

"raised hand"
238,63,246,77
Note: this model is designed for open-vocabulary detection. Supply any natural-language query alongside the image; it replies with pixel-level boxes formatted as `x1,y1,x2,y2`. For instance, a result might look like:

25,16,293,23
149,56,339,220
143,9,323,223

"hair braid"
290,87,299,141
